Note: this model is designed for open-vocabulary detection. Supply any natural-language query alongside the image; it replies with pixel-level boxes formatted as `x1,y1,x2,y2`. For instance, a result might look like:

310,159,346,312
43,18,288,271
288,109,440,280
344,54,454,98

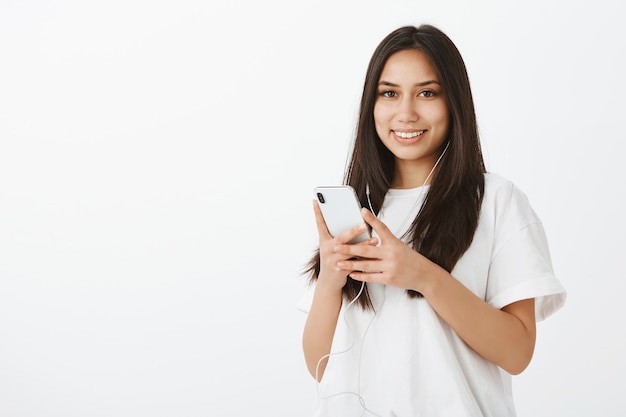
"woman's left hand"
334,208,438,292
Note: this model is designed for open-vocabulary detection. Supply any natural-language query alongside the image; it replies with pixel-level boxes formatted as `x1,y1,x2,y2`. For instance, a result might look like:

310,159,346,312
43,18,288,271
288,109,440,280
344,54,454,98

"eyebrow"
378,80,440,87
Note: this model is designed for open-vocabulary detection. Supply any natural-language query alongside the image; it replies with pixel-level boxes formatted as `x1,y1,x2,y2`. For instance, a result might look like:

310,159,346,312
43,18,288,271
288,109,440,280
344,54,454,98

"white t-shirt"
298,173,566,417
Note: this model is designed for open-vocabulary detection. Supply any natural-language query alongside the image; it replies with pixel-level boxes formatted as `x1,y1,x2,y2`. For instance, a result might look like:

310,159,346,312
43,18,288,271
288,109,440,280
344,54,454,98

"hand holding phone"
314,186,371,244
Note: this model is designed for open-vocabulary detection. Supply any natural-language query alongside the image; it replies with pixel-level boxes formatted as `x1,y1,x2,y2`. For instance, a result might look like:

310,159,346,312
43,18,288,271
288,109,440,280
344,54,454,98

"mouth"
394,130,425,138
393,130,426,142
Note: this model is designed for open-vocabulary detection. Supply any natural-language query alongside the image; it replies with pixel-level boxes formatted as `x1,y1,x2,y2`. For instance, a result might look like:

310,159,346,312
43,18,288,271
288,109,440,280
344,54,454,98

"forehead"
379,49,438,82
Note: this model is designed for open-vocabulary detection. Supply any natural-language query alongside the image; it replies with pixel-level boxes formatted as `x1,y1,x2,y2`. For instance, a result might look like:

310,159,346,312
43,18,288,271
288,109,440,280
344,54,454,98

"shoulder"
484,172,520,195
483,172,532,206
482,172,541,228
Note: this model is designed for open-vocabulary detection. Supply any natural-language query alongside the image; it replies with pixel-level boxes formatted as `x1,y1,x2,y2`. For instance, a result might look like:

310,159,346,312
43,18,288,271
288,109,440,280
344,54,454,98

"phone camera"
316,192,325,204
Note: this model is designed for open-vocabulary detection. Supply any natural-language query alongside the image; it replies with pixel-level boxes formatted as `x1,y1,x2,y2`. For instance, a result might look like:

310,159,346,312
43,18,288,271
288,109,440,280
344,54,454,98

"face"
373,49,449,186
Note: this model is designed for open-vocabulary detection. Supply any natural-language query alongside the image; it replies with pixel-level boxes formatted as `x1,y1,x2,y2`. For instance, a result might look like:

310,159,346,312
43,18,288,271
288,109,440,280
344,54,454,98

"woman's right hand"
312,199,379,290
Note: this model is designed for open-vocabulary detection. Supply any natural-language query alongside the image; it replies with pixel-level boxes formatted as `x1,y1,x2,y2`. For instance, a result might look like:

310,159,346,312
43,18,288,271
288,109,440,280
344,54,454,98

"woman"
299,24,566,417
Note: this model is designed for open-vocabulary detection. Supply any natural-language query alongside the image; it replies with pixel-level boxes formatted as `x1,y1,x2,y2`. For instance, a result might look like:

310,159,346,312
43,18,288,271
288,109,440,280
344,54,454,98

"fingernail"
337,261,346,268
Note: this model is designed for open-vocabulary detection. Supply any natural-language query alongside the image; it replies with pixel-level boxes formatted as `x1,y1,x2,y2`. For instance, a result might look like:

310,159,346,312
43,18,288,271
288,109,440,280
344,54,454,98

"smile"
394,130,425,139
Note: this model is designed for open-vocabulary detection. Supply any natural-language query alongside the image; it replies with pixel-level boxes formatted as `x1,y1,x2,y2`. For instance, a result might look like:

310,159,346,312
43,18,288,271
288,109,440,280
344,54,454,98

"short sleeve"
486,181,567,321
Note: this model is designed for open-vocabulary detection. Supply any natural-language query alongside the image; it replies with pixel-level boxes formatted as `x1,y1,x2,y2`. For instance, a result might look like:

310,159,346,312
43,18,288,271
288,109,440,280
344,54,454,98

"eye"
418,90,436,98
379,90,397,98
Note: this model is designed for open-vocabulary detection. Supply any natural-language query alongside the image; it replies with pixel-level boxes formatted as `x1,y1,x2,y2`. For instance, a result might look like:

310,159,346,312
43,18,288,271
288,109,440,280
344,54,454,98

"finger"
361,207,395,240
333,222,371,245
312,199,332,240
347,271,382,283
337,257,380,273
334,240,379,259
360,237,380,247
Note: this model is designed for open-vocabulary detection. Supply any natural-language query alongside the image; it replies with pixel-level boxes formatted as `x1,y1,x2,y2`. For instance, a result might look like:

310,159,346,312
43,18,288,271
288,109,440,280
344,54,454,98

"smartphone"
314,185,371,244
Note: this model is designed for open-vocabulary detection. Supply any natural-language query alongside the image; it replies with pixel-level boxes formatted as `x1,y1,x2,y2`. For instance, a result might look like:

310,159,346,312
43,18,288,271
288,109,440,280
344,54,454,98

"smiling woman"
300,24,566,417
1,1,623,415
373,49,450,189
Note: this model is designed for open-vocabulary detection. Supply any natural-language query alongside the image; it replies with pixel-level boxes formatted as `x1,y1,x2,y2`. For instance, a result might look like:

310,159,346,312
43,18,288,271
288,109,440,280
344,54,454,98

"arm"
419,265,535,375
335,208,536,375
302,201,379,381
302,281,343,381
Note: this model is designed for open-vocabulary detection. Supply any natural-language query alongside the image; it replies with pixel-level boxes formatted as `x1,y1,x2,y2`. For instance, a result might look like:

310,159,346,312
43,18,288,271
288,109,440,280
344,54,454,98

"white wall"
1,0,624,416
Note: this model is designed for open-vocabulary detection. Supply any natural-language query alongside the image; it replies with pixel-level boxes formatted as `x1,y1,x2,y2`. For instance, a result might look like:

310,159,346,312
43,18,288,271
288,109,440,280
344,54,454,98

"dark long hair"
305,24,486,309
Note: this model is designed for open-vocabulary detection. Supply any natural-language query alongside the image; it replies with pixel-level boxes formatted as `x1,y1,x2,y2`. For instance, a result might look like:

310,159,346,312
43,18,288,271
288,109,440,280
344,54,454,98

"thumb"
361,207,395,240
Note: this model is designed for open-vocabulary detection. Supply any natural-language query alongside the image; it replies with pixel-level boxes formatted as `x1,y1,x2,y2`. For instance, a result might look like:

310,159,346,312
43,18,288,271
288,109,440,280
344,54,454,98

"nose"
397,96,418,123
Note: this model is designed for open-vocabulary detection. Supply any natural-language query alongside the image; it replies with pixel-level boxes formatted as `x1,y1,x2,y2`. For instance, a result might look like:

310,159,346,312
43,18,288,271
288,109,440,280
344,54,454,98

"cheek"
425,103,449,128
440,110,450,133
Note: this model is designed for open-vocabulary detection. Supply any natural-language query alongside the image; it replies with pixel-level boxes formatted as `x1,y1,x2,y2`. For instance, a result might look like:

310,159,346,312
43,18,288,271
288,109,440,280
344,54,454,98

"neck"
392,159,437,189
391,141,450,189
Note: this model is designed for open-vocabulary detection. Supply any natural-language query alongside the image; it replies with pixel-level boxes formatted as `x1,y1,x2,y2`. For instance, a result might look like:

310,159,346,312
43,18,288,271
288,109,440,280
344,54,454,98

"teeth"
396,130,424,139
